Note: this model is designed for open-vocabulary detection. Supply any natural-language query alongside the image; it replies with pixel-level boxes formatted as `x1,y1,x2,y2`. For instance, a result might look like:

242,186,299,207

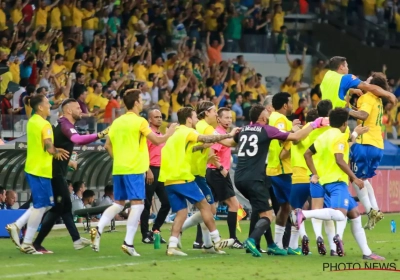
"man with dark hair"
159,107,236,256
31,98,109,253
140,109,171,244
233,104,328,258
7,95,69,254
348,72,388,229
71,181,86,201
293,108,384,260
292,98,307,125
321,56,396,108
266,92,297,255
91,89,176,256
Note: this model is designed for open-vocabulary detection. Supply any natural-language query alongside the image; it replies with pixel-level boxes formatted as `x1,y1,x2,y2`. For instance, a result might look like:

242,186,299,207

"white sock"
303,209,346,221
201,223,213,247
350,216,372,256
209,229,221,244
97,203,124,234
365,180,379,210
311,218,323,240
353,182,372,213
23,207,46,244
299,221,307,238
274,225,286,249
324,220,336,251
182,211,203,232
168,236,179,248
15,207,33,229
289,226,299,249
125,204,144,246
336,220,347,239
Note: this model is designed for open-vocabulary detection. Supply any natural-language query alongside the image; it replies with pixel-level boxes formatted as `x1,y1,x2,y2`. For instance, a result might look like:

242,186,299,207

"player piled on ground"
292,107,385,260
232,104,329,257
158,107,236,256
7,95,69,254
90,90,177,256
179,101,242,251
348,72,387,229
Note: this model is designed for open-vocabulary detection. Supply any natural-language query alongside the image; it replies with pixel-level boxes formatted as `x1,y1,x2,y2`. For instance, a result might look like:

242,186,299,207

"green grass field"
1,214,399,280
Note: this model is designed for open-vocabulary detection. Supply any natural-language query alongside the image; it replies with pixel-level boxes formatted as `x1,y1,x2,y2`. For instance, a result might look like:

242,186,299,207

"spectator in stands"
285,45,307,83
206,31,224,66
277,26,288,54
1,89,22,129
232,93,244,127
71,181,86,201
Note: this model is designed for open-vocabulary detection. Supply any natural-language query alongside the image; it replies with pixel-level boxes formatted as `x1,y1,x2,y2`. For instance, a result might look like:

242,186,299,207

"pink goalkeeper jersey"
207,126,231,170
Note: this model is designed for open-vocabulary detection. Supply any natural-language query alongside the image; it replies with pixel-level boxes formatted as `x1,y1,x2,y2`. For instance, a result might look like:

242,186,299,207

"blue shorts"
323,191,358,211
165,181,205,212
310,182,325,198
324,182,357,211
195,176,214,204
113,174,145,201
25,172,54,209
350,143,383,179
270,174,292,204
290,183,310,208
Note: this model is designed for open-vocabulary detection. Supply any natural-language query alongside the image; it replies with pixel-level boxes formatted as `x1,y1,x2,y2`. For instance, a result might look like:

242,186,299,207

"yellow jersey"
356,92,384,149
292,124,331,183
267,112,293,176
191,120,215,177
159,125,199,186
313,128,349,185
108,112,152,175
25,115,54,178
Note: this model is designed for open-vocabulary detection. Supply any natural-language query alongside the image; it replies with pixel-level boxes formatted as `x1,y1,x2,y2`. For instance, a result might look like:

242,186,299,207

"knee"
226,198,239,211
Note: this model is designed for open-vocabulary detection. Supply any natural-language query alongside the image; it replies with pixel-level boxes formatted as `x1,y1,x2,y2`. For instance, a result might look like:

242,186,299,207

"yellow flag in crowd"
236,205,247,233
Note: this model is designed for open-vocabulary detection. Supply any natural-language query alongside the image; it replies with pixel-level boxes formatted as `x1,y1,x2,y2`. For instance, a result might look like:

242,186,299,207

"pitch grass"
1,214,399,280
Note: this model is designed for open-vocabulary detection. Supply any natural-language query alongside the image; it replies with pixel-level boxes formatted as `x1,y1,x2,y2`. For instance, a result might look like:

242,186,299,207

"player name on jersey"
242,126,262,132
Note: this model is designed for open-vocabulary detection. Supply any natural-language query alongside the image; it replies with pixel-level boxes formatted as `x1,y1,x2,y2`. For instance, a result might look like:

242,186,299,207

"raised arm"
357,82,396,105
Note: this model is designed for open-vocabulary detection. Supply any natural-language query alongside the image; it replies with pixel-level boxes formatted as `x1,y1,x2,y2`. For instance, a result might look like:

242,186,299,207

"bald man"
4,190,17,209
30,98,110,253
140,109,171,244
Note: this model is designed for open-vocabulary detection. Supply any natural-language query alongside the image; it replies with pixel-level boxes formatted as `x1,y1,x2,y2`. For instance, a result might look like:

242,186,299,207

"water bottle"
69,152,78,171
391,220,396,233
153,230,161,249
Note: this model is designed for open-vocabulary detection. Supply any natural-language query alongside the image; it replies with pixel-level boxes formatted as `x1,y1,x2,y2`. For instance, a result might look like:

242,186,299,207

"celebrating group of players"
6,56,397,260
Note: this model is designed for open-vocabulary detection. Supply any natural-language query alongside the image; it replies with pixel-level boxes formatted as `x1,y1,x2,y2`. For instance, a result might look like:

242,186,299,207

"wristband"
351,131,358,139
218,165,224,171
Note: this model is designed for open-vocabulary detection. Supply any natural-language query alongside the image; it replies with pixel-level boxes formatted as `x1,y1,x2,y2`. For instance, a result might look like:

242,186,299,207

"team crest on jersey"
47,129,52,135
70,128,77,134
206,195,212,203
338,144,345,151
344,199,349,207
50,196,54,203
277,123,285,130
